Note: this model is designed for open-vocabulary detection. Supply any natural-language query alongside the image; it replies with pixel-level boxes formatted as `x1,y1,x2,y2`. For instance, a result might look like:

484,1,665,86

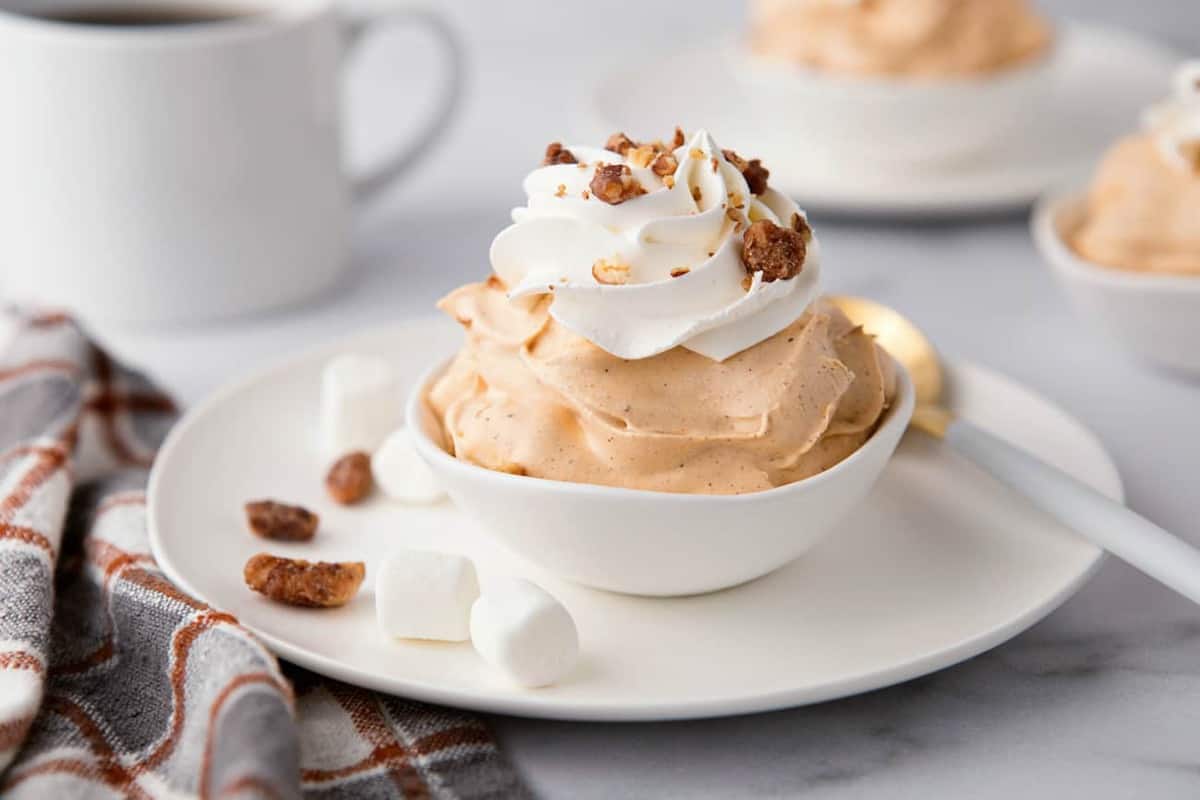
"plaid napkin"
0,311,527,799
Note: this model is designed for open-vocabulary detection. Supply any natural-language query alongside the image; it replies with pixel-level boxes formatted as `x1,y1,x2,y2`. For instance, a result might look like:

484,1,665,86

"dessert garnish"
742,220,807,282
589,164,646,204
489,128,822,361
245,500,318,542
542,142,577,166
244,554,365,608
325,452,373,505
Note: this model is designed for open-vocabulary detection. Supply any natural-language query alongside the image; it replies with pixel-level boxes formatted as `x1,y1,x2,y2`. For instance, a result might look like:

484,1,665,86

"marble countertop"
93,1,1200,797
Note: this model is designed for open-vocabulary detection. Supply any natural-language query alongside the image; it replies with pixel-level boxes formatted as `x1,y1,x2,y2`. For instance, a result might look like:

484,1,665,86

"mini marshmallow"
376,549,479,642
470,578,579,688
372,427,445,504
320,354,401,456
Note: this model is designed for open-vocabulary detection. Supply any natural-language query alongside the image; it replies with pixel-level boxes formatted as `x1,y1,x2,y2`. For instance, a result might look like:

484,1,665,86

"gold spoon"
832,295,1200,606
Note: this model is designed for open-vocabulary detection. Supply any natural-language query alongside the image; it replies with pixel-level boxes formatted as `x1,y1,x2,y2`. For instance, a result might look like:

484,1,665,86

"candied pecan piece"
542,142,577,166
325,452,372,505
589,164,645,204
626,144,657,169
741,220,806,282
244,554,365,608
790,212,814,243
669,267,690,278
605,132,637,156
245,501,318,542
651,152,678,176
721,148,770,195
592,257,631,285
671,126,686,148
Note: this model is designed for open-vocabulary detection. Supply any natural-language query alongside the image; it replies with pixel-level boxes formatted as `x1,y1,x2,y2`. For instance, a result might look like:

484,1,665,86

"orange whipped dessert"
748,0,1051,77
1070,63,1200,275
426,130,896,495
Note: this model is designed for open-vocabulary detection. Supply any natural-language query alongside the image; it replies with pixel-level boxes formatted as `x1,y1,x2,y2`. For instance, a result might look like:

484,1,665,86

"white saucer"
575,23,1177,217
148,317,1117,721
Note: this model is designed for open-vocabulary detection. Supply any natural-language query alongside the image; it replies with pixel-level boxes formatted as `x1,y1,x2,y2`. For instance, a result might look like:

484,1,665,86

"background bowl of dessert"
1033,190,1200,377
728,0,1058,168
407,357,915,597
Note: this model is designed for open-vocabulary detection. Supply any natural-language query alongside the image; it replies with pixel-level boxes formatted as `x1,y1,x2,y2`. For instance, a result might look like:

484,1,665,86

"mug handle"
342,7,463,206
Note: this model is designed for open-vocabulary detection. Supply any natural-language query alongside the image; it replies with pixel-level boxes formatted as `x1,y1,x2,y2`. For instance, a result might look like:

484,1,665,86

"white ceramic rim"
0,0,330,45
146,320,1111,720
406,353,916,504
1032,189,1200,293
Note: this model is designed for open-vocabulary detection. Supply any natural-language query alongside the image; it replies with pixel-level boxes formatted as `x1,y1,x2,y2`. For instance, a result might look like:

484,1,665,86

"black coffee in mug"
31,4,251,26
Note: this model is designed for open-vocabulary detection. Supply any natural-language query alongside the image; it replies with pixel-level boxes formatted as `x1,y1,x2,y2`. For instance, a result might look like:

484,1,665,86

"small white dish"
576,23,1176,216
148,317,1117,721
1033,190,1200,377
732,40,1056,167
409,358,915,596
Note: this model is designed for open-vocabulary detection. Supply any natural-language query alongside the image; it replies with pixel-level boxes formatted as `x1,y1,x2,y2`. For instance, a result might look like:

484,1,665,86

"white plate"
148,317,1117,721
574,23,1177,217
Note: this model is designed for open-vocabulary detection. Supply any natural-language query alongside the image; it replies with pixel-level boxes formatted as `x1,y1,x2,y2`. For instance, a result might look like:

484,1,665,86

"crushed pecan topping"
605,132,637,156
555,183,567,198
671,126,685,148
691,185,702,204
651,152,678,176
627,144,657,169
670,267,690,278
543,142,577,166
711,157,719,173
244,554,365,608
589,164,645,204
245,501,318,542
485,274,506,290
742,275,754,291
663,175,676,189
725,207,746,231
728,191,745,209
689,148,705,160
741,220,806,283
592,257,631,285
790,212,814,243
325,452,372,505
722,149,770,195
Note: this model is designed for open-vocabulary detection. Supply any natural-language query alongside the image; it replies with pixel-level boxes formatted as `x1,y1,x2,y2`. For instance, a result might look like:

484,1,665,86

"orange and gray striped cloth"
0,311,527,799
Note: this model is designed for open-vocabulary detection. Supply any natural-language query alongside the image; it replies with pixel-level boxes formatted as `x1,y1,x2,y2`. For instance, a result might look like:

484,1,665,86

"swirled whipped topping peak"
1142,61,1200,172
488,129,820,361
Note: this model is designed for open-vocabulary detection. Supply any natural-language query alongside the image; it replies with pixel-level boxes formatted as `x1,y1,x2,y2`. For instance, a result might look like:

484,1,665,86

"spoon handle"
945,419,1200,606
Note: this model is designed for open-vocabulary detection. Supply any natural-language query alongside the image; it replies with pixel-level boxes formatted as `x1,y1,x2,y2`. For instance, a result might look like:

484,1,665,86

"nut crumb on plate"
244,500,318,542
325,451,372,505
244,553,365,608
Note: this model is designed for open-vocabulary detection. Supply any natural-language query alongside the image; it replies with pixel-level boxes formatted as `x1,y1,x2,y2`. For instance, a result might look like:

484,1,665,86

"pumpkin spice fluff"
427,129,897,495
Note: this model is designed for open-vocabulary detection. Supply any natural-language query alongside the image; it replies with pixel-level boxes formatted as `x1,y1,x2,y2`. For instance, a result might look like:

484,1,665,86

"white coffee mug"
0,0,461,325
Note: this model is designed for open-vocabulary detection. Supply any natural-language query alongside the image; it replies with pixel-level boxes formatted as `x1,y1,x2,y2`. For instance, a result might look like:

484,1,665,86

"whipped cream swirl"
1142,61,1200,171
488,130,820,361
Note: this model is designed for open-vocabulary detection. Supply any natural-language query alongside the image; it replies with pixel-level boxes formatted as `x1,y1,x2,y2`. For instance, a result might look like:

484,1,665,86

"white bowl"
731,39,1058,168
407,359,915,597
1032,190,1200,377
